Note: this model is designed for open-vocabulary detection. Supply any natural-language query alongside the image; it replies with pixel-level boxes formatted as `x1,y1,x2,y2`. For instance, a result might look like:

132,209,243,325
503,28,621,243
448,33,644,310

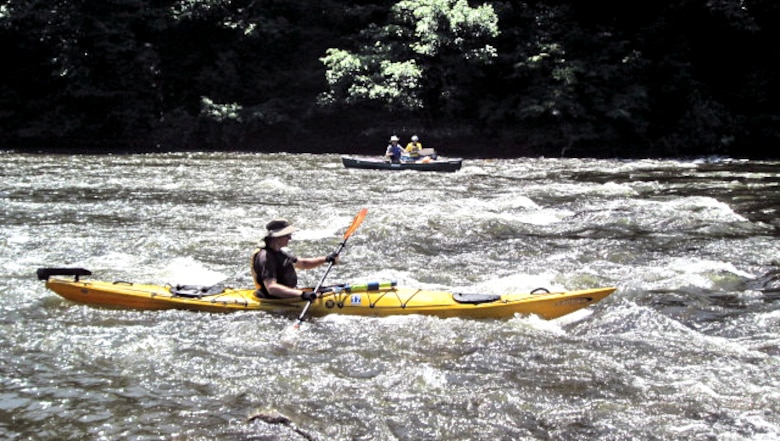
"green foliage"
320,48,423,108
320,0,499,115
394,0,499,60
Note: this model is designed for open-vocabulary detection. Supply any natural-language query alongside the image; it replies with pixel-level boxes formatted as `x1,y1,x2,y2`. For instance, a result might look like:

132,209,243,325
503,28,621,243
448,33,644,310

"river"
1,152,779,440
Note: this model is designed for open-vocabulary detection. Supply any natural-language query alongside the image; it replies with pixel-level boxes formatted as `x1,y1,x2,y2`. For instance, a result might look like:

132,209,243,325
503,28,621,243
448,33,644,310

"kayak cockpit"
169,284,229,298
452,293,502,304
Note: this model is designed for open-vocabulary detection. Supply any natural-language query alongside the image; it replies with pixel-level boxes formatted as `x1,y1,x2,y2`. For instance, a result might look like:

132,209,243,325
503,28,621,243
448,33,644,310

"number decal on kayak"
350,294,362,305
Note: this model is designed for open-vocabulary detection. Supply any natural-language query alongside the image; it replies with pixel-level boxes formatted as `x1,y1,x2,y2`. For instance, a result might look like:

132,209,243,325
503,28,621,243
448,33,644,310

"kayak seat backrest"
170,284,225,297
452,292,501,304
37,267,92,281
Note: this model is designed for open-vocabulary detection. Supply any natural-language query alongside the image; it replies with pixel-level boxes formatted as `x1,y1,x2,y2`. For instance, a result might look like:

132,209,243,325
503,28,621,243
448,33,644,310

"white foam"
510,313,568,336
158,257,226,285
463,272,565,294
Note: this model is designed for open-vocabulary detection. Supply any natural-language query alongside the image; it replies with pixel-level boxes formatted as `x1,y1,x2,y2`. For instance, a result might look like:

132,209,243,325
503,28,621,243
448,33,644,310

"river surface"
1,152,779,440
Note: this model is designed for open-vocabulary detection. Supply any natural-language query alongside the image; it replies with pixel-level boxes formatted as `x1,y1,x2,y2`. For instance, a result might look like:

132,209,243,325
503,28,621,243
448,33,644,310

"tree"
319,0,499,122
1,0,173,148
482,2,655,156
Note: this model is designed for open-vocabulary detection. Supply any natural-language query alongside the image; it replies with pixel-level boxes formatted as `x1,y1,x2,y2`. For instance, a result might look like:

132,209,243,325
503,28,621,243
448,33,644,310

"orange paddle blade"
343,208,368,240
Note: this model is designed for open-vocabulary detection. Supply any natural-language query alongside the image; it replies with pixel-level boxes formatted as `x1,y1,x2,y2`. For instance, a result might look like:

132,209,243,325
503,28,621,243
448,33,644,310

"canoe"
341,156,463,172
36,268,616,320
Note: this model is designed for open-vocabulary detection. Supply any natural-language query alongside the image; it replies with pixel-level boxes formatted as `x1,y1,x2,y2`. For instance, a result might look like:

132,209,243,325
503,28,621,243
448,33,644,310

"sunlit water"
1,152,779,440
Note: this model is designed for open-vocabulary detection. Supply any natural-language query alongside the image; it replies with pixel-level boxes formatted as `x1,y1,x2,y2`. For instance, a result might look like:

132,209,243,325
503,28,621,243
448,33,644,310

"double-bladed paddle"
293,208,368,329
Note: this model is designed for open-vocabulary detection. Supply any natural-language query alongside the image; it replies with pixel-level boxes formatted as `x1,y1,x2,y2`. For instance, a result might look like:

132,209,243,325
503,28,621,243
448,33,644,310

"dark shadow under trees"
1,0,778,158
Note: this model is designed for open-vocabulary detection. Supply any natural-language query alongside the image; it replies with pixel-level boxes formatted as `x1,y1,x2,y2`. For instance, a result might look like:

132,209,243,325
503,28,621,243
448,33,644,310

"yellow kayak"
37,268,616,320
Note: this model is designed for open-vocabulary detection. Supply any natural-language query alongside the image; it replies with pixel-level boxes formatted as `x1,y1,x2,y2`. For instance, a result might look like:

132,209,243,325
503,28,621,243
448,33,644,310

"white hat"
264,219,297,238
389,135,400,142
411,135,419,141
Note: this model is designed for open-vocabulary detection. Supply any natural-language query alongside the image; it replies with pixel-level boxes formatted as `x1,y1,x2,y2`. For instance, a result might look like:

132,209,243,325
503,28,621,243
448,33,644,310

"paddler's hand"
300,290,317,301
326,252,339,264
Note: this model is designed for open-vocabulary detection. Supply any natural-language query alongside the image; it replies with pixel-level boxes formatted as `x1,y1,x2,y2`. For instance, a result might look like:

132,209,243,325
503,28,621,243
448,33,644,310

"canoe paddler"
385,135,404,163
405,135,422,158
251,219,339,300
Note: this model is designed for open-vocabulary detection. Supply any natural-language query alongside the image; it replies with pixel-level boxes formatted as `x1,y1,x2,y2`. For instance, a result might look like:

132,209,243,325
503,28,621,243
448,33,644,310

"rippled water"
2,152,779,440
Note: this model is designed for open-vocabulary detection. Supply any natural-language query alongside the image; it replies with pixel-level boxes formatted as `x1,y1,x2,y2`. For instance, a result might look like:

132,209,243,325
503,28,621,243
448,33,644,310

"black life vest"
251,246,298,298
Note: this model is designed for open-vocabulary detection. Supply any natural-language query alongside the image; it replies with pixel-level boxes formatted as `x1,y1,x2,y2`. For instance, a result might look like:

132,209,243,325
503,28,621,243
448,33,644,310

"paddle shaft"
294,209,367,328
293,241,343,327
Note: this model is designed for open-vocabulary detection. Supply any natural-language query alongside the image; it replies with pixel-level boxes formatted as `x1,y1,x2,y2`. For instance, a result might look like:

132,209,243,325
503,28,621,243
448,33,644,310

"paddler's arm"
264,278,309,299
294,254,339,269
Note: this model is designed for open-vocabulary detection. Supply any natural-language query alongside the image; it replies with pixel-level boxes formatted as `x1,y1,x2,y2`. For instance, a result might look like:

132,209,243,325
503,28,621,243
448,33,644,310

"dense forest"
1,0,778,158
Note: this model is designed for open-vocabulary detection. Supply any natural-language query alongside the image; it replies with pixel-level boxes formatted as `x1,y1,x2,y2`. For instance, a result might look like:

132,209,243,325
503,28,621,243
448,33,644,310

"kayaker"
405,135,423,158
251,219,338,300
385,135,404,163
